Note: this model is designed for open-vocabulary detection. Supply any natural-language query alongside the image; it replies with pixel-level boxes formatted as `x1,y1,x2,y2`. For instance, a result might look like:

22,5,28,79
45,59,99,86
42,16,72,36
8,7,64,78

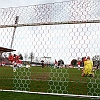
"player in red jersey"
77,61,81,70
8,54,22,72
54,59,58,68
8,53,14,64
16,59,22,68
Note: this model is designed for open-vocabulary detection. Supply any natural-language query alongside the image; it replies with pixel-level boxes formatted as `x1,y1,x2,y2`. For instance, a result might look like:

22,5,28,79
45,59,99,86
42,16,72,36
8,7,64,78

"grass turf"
0,91,93,100
0,66,100,96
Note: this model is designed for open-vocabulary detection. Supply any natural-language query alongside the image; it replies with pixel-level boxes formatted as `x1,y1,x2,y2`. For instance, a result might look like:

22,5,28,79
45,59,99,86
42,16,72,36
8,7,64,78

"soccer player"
16,59,22,68
8,53,14,64
54,59,58,68
82,56,94,77
8,54,22,72
77,60,81,70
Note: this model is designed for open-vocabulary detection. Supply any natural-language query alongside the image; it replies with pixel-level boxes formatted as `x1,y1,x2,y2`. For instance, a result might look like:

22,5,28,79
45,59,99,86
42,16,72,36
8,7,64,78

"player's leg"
82,72,85,77
13,65,17,72
54,64,57,68
78,65,80,70
13,62,17,72
82,67,87,77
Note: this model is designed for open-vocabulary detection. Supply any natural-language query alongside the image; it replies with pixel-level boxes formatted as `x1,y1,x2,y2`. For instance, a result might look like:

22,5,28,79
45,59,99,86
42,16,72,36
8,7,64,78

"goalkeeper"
82,56,94,77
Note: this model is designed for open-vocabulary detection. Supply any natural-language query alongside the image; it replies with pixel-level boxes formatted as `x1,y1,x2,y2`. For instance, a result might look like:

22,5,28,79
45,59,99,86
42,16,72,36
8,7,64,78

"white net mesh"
0,0,100,98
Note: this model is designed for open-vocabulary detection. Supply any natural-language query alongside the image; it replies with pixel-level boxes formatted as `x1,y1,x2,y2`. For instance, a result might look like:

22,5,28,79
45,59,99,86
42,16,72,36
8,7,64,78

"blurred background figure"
54,59,58,68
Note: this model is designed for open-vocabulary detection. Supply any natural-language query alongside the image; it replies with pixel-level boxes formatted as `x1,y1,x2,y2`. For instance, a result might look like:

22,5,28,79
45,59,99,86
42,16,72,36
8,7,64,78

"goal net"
0,0,100,99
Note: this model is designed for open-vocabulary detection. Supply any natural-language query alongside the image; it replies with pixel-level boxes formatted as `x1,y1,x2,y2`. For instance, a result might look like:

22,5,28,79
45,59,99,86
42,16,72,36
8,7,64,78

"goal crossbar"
0,20,100,28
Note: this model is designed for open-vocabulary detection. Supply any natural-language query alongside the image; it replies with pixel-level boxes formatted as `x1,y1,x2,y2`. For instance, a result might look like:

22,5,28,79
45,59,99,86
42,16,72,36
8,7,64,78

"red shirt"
16,59,22,64
77,61,80,65
13,55,19,62
8,55,14,63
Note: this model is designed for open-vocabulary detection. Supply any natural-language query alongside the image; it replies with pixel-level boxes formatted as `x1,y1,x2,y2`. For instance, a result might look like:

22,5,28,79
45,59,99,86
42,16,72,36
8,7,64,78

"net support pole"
10,16,19,49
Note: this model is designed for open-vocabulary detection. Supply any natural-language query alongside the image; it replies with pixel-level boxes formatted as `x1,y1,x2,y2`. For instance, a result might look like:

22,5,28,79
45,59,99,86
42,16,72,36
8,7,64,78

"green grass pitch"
0,66,100,97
